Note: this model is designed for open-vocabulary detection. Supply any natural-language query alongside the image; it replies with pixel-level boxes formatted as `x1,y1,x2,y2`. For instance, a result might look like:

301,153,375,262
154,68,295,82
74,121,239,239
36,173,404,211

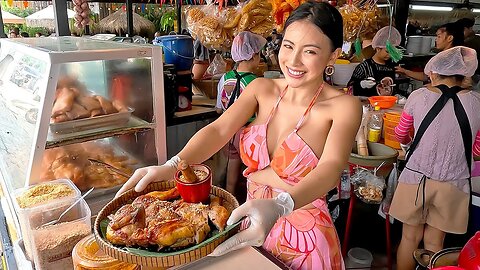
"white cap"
231,31,267,62
424,46,478,77
371,26,401,49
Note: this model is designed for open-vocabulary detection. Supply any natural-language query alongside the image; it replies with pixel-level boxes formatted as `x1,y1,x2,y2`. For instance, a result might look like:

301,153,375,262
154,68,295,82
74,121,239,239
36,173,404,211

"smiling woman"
116,1,361,269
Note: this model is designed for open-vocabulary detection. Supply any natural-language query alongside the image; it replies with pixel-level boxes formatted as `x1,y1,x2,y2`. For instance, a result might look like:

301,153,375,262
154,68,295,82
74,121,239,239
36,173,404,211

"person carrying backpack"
215,31,267,196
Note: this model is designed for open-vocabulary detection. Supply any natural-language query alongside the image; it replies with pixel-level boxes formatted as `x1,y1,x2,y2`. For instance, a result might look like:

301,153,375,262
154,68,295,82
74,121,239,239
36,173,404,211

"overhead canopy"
2,10,25,24
26,5,75,29
98,9,155,36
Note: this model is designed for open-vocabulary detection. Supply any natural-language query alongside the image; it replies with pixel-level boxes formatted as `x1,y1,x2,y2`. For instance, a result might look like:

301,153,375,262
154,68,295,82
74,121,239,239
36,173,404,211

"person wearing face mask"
215,31,266,196
116,1,361,269
348,26,401,97
390,46,480,270
396,22,464,82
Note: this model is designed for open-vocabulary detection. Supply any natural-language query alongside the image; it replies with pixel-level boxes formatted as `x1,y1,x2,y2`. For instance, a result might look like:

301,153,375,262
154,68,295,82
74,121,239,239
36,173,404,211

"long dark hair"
284,1,343,51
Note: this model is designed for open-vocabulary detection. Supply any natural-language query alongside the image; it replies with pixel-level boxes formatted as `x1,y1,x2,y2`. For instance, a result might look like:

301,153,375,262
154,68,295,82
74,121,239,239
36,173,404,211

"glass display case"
0,37,166,220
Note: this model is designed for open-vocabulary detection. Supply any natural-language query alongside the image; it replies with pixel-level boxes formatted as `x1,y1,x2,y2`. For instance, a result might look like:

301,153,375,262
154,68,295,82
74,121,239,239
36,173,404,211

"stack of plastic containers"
13,179,91,270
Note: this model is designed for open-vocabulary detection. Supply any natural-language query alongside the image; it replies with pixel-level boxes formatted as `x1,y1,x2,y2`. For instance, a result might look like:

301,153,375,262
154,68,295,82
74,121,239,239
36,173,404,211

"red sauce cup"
175,164,212,203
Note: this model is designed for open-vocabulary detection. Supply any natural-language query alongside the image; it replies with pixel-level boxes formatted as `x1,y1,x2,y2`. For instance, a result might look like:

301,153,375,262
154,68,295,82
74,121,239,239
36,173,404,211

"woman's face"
279,20,339,89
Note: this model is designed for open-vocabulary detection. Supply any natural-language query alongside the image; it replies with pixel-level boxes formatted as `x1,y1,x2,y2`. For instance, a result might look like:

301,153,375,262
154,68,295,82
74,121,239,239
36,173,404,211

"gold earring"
325,65,335,76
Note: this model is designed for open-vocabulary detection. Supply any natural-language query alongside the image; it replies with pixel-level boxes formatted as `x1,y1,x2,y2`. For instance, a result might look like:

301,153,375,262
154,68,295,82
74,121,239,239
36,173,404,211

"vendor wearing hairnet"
215,31,266,196
348,26,401,97
396,22,464,82
390,46,480,270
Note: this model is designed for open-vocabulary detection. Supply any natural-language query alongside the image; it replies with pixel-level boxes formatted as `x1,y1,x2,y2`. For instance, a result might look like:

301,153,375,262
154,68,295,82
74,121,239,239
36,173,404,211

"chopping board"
170,247,288,270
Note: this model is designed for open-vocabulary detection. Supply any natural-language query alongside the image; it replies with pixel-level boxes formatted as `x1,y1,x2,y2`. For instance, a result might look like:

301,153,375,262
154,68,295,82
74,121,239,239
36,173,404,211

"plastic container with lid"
30,198,91,270
73,234,139,270
13,179,81,261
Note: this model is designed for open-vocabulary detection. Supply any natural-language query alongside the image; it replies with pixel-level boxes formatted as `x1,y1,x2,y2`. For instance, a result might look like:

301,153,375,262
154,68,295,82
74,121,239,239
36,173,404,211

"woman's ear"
328,48,342,65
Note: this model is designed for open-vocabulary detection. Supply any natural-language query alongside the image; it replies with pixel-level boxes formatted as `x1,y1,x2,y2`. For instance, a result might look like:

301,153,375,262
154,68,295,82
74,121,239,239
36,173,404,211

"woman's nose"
289,50,302,66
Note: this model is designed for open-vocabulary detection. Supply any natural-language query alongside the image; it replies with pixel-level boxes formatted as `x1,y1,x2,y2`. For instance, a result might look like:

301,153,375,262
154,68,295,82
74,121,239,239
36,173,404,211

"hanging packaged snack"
186,0,273,51
339,2,388,42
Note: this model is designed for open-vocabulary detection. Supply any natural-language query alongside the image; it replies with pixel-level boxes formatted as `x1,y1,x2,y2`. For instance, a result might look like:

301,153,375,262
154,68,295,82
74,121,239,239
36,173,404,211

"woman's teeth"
287,68,305,76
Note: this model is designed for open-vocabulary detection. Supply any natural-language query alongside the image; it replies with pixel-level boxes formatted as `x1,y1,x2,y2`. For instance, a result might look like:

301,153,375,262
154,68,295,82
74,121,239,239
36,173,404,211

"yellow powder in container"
17,183,74,208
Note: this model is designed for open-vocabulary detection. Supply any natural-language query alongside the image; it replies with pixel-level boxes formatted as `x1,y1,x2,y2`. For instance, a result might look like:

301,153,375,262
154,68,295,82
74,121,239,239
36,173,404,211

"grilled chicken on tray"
106,187,230,250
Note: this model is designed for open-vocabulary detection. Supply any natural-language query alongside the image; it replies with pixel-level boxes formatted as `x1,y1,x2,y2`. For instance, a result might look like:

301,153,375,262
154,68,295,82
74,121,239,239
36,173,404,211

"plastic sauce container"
73,234,139,270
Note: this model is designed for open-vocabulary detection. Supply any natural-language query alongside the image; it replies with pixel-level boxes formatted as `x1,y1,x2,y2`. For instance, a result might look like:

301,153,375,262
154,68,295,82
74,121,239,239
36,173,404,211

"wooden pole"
394,0,410,47
53,0,71,36
126,0,133,36
176,0,182,33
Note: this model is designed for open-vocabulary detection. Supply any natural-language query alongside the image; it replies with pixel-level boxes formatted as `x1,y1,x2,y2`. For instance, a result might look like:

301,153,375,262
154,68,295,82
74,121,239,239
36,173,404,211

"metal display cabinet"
0,36,167,230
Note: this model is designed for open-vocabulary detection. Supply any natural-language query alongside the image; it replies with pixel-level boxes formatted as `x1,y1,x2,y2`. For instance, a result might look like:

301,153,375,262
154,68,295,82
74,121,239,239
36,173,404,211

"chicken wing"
208,196,229,231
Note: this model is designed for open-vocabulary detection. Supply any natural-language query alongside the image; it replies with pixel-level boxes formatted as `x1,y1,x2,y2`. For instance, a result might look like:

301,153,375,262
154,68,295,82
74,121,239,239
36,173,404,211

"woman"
396,22,464,82
348,26,401,97
390,46,480,270
117,2,361,269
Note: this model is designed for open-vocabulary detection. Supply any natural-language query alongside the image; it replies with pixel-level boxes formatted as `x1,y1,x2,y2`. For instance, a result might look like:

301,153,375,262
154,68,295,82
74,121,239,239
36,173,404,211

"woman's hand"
210,193,294,257
395,66,406,75
115,165,176,197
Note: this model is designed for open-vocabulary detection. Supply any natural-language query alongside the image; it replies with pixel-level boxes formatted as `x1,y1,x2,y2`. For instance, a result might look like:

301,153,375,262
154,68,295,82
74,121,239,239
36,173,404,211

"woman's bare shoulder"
322,86,362,109
248,77,285,97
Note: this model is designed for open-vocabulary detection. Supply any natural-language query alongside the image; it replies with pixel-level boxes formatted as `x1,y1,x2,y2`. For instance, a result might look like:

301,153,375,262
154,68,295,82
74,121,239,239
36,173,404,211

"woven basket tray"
93,181,240,268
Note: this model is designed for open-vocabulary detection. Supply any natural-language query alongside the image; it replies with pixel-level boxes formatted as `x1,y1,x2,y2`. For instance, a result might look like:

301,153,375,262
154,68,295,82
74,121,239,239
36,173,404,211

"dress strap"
265,85,289,125
294,82,325,131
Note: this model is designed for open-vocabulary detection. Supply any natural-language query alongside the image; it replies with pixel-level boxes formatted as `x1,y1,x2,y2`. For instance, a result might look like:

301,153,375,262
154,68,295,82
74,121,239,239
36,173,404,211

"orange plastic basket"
368,96,398,109
383,115,400,129
384,126,401,149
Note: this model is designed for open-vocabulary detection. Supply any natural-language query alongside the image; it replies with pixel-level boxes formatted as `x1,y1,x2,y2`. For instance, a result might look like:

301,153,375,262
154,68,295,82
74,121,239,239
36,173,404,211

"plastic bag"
185,0,273,50
185,2,233,51
350,167,386,204
205,54,226,79
339,3,389,42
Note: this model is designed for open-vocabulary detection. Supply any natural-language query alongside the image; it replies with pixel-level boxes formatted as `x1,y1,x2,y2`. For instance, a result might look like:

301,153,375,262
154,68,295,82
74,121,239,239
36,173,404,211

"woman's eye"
283,44,293,49
305,50,316,55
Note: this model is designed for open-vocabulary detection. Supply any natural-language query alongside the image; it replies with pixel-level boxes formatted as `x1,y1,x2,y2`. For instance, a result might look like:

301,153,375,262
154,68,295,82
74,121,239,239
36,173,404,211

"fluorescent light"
410,5,453,11
473,8,480,13
377,4,391,8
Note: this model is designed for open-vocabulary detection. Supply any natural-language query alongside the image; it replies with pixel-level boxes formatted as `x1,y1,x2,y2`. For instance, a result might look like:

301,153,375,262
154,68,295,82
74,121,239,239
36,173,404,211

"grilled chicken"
208,196,229,231
106,188,230,250
106,204,147,246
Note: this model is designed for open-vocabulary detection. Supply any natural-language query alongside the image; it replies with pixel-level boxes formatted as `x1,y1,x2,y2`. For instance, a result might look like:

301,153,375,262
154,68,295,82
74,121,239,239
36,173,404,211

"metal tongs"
88,158,132,179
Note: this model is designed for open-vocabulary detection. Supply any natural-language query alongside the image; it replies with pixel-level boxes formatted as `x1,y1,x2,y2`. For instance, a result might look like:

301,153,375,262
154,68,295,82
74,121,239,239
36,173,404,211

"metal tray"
49,108,134,133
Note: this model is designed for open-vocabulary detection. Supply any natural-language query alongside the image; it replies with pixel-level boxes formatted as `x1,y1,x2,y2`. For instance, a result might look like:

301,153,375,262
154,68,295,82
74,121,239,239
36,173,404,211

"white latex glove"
115,156,180,197
360,77,376,89
210,192,294,257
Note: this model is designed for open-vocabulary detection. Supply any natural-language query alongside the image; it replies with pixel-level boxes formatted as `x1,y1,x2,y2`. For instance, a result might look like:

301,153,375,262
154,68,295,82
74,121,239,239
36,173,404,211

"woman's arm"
473,130,480,157
395,66,427,82
394,111,414,145
289,95,362,209
116,79,263,196
176,79,263,164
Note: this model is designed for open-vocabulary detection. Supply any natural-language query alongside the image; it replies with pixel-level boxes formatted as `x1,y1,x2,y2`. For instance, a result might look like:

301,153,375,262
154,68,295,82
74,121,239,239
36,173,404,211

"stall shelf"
0,36,166,238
